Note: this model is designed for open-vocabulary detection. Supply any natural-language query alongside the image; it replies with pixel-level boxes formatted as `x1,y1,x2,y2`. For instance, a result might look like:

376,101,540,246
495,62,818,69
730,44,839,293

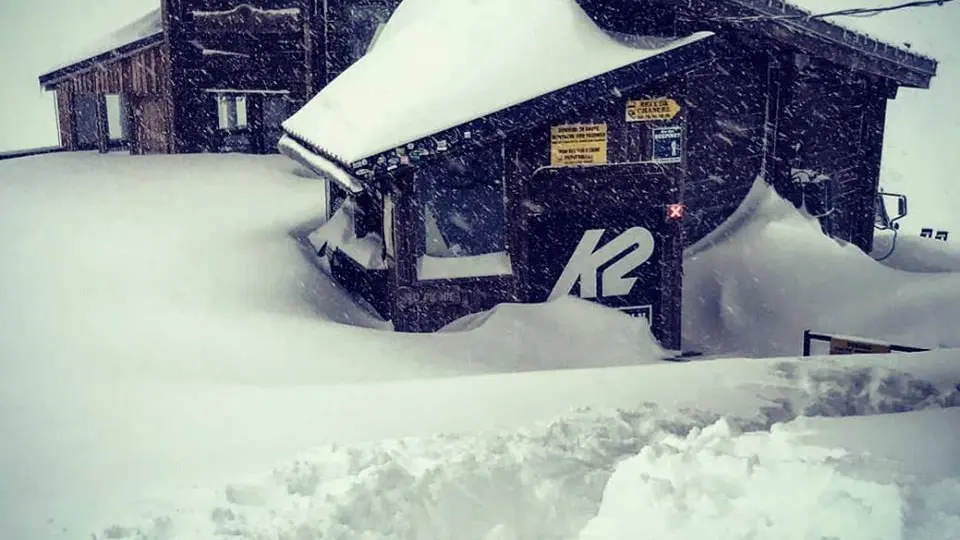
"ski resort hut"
37,0,401,155
279,0,937,346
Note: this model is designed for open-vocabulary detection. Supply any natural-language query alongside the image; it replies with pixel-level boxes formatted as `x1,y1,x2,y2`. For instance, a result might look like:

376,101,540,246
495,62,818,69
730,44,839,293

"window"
419,146,507,258
216,95,248,130
105,94,124,141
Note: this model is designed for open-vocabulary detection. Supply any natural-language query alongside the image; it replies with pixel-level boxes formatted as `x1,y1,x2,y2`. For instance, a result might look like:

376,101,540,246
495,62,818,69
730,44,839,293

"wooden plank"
95,95,109,153
55,89,76,150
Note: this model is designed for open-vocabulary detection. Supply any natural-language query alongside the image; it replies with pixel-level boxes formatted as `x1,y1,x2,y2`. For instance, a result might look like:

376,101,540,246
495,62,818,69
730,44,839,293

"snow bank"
683,178,960,356
580,413,960,540
282,0,711,163
437,296,668,370
94,354,960,540
873,230,960,273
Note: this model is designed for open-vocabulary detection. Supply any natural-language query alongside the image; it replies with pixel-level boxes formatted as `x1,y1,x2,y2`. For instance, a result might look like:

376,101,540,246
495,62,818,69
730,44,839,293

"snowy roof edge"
39,7,164,87
278,135,366,194
284,32,716,183
39,34,164,88
641,0,937,86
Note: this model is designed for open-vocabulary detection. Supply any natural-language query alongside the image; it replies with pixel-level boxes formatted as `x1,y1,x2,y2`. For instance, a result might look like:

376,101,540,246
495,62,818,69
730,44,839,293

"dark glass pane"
420,147,506,257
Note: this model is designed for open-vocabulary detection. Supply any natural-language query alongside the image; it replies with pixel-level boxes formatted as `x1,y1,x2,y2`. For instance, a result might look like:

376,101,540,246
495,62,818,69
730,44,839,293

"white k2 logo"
548,227,655,301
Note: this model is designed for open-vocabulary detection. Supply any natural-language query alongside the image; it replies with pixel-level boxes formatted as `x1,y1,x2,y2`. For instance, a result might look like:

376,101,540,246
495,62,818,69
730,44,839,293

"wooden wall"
683,40,769,247
772,56,889,252
50,44,168,96
49,44,172,153
165,0,315,153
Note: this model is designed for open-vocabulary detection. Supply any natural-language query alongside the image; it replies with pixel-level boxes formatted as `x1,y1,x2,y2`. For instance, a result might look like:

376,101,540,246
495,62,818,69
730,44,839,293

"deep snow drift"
1,153,959,540
683,178,960,357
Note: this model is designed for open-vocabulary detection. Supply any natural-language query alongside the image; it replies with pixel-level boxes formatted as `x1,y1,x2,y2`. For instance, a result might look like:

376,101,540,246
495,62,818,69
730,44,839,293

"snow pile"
93,355,960,540
282,0,711,163
683,178,960,356
436,297,668,370
581,418,922,540
873,230,960,273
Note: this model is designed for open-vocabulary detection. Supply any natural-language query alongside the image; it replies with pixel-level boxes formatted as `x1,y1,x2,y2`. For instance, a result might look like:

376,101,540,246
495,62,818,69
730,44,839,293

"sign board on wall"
828,337,891,355
550,124,608,166
626,98,681,122
652,126,683,163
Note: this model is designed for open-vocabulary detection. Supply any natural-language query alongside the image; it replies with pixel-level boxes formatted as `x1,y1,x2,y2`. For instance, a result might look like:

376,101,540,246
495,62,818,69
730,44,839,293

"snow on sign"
625,98,681,122
652,126,683,163
550,124,608,166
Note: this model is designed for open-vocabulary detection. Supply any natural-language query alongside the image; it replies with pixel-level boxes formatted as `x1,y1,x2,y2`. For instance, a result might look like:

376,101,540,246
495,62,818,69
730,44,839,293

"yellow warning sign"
829,337,892,355
550,123,608,167
625,98,681,122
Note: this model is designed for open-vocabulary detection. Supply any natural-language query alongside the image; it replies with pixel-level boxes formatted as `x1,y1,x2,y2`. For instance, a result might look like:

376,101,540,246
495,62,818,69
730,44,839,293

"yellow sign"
625,98,681,122
829,337,892,355
550,123,608,167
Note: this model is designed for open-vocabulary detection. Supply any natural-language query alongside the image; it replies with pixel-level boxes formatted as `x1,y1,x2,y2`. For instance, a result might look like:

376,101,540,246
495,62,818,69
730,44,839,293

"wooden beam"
95,95,110,153
55,89,76,150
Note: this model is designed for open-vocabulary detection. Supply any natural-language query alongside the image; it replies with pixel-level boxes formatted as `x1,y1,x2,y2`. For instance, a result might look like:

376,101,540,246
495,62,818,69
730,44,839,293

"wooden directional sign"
829,337,891,355
626,98,681,122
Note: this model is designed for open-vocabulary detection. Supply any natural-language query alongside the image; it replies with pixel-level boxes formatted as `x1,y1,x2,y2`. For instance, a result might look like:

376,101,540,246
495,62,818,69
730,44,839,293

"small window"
216,95,248,130
419,146,507,258
105,94,124,141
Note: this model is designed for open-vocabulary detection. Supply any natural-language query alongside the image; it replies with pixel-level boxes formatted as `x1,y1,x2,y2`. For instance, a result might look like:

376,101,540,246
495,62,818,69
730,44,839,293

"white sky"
0,0,957,231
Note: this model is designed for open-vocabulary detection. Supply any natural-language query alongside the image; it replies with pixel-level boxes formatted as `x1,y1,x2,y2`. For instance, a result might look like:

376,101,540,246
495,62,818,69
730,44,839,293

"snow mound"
438,296,668,369
94,357,960,540
580,417,947,540
872,231,960,273
683,178,960,356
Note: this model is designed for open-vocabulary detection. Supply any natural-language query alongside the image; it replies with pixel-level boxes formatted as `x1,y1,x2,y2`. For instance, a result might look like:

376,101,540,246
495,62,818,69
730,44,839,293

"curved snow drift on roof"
281,0,711,165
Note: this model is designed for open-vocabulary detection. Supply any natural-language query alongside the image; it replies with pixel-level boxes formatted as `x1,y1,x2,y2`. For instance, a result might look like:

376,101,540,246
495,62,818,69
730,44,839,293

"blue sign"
652,126,683,163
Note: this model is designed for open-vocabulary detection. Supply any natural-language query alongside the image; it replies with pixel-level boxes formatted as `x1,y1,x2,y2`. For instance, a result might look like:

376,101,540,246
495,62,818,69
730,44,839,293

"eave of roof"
38,33,164,90
650,0,937,88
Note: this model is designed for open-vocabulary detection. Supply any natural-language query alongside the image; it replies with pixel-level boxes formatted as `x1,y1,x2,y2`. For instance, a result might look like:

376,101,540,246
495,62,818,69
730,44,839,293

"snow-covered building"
37,0,400,155
279,0,938,342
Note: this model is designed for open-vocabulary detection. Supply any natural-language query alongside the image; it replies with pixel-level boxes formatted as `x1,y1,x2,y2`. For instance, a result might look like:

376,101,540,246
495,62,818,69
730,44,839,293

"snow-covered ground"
1,153,959,540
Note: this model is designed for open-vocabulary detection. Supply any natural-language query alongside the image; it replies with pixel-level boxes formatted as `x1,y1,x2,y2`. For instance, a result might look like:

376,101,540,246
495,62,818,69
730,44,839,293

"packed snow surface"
281,0,711,163
1,154,959,539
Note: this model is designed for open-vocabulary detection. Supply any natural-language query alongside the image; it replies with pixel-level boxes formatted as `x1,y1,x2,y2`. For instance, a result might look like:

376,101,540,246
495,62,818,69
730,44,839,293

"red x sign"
667,203,685,220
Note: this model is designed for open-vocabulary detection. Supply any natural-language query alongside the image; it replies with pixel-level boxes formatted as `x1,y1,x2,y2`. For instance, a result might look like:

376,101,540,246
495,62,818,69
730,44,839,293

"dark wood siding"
684,43,769,247
49,44,171,152
55,90,76,149
164,0,319,153
774,57,888,252
52,44,168,96
324,0,402,83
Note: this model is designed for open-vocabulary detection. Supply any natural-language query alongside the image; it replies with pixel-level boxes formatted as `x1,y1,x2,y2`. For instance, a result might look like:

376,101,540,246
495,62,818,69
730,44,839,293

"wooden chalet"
278,0,938,346
38,0,401,155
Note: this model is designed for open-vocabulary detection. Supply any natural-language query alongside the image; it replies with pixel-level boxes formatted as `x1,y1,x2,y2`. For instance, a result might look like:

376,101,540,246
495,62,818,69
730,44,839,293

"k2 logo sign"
548,227,655,301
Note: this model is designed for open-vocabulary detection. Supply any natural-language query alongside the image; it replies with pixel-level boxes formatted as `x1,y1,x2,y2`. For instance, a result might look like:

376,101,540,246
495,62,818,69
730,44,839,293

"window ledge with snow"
308,200,387,271
417,252,513,281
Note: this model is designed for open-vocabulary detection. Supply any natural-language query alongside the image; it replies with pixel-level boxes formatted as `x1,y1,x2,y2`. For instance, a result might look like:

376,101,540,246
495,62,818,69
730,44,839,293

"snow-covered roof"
281,0,712,166
41,7,163,78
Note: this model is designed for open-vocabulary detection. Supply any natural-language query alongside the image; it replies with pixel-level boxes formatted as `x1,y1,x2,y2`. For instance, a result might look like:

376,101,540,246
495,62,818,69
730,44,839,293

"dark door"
130,96,169,154
522,163,684,350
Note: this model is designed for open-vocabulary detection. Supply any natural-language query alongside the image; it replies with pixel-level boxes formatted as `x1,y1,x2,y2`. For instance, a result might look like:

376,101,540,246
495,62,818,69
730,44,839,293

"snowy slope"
683,178,960,357
1,154,959,540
